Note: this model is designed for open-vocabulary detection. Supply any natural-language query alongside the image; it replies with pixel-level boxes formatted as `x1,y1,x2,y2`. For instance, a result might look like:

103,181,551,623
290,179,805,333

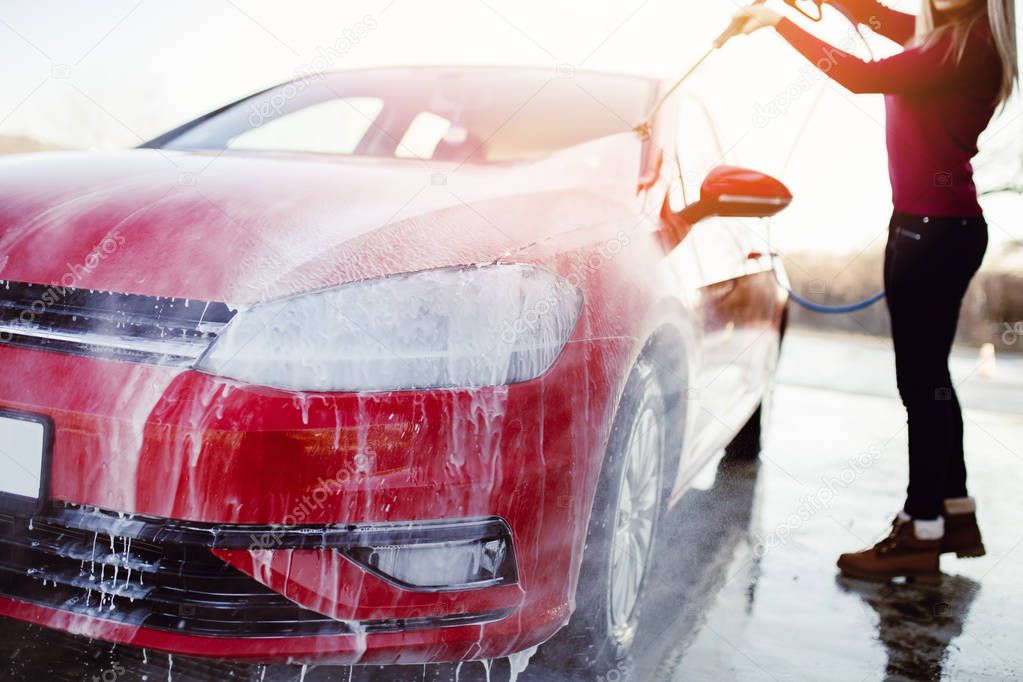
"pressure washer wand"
635,0,766,138
636,0,866,135
714,0,768,49
634,0,886,315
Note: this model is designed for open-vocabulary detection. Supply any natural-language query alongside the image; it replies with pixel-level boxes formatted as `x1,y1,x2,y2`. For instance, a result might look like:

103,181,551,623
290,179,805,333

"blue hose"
786,286,886,314
769,253,886,314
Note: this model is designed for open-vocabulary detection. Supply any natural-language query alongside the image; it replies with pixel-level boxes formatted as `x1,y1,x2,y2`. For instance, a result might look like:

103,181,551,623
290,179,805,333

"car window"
675,96,726,205
156,68,655,164
226,97,384,155
674,95,748,285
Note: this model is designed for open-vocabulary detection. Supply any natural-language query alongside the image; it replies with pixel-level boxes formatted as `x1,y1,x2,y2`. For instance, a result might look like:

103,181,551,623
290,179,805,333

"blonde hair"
917,0,1018,106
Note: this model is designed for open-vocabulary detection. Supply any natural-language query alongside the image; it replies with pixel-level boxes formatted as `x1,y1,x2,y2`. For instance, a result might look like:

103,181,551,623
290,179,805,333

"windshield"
153,67,655,164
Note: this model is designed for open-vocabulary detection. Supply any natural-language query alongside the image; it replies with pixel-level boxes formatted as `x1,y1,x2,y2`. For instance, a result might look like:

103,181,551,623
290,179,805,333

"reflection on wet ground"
2,331,1021,680
836,575,979,681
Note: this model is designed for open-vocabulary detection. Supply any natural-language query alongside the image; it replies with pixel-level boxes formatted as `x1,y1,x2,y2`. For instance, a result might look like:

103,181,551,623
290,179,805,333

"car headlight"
195,264,582,392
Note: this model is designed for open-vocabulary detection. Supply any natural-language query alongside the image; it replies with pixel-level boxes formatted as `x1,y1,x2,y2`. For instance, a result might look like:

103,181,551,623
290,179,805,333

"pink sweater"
776,2,1002,216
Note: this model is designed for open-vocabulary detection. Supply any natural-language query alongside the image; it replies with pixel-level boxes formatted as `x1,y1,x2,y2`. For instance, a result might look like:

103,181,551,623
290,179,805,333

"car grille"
0,280,237,366
0,508,511,638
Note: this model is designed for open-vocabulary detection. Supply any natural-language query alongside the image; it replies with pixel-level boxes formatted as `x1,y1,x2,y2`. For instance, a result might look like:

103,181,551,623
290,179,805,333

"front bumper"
0,506,514,656
0,333,630,663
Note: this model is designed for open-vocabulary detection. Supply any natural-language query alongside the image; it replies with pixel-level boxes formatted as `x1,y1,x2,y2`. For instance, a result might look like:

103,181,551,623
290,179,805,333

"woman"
732,0,1017,582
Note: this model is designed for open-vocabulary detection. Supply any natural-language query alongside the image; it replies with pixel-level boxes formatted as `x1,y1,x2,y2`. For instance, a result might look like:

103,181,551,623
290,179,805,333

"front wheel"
554,360,667,672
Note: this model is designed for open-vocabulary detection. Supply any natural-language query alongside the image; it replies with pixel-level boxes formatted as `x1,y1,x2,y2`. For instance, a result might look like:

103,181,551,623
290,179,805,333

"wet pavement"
649,330,1023,681
2,330,1021,681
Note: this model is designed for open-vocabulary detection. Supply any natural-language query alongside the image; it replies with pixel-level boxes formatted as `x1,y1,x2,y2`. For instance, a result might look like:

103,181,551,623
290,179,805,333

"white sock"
913,517,945,540
898,510,945,539
944,497,976,515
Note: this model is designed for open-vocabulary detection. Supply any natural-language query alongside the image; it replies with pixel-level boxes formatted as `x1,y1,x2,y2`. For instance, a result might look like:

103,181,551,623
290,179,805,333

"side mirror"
680,165,792,224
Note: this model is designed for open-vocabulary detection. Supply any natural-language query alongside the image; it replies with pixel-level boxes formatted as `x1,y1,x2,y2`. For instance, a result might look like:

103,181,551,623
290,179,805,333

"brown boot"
941,498,986,558
838,516,941,584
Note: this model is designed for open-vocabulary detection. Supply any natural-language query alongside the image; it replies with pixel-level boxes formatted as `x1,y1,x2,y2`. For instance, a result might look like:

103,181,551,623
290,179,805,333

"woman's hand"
715,4,785,48
735,6,784,35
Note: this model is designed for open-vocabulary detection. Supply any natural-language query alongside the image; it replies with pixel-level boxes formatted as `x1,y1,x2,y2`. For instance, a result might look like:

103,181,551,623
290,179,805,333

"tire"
724,402,768,461
552,359,667,674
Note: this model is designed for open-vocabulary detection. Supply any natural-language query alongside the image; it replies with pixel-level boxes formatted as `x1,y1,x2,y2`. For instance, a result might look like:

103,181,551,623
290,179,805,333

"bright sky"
0,0,1020,252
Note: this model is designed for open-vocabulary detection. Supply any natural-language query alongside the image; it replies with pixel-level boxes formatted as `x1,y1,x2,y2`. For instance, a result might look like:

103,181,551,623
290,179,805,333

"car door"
672,96,771,461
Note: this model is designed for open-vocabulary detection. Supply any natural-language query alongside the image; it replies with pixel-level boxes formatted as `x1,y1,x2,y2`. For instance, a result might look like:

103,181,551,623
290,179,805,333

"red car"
0,65,789,669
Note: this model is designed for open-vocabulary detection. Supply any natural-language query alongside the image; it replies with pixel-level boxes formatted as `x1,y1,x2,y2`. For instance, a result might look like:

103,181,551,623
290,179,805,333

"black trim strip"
0,280,236,366
46,504,515,552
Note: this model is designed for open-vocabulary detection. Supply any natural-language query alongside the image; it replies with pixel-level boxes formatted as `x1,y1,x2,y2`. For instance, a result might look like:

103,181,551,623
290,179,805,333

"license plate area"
0,409,53,514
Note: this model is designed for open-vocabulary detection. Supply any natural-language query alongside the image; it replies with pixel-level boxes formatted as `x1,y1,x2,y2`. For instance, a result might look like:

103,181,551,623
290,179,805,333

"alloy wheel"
607,405,663,645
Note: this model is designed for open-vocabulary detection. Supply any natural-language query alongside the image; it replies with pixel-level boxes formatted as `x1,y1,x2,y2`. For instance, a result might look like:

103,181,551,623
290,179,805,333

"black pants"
884,211,988,520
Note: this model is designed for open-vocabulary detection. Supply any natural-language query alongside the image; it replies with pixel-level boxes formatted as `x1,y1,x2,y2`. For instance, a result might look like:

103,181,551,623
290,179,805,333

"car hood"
0,136,641,304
